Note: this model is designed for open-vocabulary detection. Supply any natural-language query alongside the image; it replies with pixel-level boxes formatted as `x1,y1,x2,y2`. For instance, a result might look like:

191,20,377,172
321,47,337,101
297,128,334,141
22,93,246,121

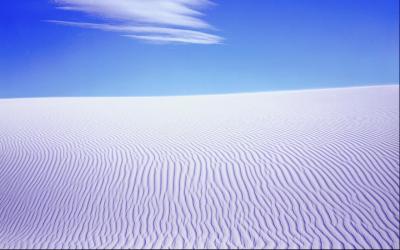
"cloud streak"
51,0,222,44
48,20,222,44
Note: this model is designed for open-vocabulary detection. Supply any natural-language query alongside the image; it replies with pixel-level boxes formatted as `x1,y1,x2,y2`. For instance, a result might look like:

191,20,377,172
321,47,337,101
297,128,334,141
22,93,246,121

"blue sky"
0,0,398,98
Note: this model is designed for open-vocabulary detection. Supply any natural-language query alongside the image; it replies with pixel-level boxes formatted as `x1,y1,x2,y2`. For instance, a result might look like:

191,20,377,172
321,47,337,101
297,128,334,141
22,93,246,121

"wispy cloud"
48,20,222,44
50,0,222,44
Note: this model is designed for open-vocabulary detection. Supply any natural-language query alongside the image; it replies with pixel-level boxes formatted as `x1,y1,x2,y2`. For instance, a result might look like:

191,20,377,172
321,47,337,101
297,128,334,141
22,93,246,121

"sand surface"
0,85,399,248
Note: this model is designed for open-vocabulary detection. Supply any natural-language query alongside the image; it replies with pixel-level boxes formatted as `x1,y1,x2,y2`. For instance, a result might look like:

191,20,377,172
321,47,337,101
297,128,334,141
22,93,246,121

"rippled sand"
0,85,398,249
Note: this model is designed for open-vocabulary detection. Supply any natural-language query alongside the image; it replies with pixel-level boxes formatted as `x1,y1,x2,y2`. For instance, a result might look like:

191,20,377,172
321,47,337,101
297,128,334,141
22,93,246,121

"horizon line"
0,83,398,101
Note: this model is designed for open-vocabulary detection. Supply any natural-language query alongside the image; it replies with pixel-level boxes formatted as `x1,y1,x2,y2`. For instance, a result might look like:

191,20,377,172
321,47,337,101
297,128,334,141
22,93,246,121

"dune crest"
0,85,399,249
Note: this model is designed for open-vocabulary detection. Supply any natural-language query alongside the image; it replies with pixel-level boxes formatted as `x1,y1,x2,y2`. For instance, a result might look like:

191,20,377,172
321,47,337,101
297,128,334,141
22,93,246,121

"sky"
0,0,399,98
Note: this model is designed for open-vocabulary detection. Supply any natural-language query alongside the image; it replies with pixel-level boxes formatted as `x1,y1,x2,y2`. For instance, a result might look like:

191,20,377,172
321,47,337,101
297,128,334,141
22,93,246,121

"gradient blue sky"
0,0,399,98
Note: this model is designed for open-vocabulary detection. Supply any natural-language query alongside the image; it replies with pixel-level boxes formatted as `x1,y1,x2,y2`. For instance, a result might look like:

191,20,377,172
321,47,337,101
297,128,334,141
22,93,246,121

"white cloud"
51,0,222,44
126,34,219,44
48,20,223,44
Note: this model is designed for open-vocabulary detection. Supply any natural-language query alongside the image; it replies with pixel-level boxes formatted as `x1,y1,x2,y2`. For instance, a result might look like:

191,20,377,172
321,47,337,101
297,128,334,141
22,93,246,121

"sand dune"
0,85,399,249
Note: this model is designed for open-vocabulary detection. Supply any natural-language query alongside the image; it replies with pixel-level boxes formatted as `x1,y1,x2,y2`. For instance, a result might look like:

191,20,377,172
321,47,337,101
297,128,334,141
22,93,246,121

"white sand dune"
0,85,399,249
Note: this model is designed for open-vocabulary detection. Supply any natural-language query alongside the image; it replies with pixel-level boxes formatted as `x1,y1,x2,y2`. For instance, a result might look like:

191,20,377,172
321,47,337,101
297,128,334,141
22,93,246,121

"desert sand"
0,85,398,248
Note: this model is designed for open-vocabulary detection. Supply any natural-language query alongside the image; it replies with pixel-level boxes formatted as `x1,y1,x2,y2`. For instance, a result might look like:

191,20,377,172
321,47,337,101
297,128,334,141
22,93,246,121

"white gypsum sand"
0,85,399,249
